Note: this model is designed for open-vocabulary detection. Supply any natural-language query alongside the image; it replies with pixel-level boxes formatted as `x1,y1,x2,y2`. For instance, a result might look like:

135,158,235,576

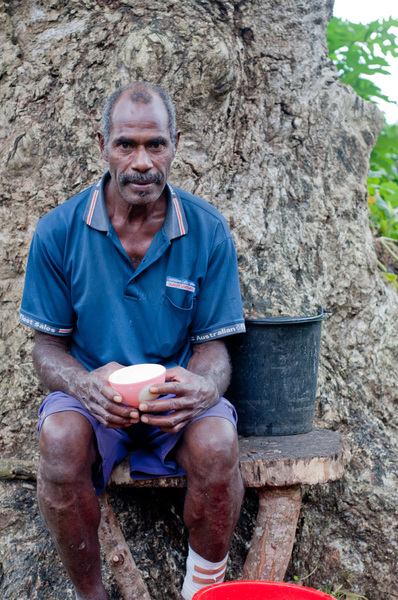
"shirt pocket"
147,293,196,359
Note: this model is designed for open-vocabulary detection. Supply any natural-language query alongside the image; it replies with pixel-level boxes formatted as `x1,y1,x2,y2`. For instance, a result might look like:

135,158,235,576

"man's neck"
104,177,167,226
104,177,168,266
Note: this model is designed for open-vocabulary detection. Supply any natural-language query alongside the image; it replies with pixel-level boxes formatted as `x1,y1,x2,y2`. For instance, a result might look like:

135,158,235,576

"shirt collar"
83,173,188,240
163,182,189,239
82,172,110,232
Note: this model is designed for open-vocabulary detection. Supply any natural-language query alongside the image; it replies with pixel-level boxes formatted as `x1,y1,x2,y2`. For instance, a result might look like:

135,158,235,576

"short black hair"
101,82,177,149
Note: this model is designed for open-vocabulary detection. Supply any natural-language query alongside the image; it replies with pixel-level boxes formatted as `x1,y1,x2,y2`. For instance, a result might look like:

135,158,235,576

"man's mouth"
119,173,163,187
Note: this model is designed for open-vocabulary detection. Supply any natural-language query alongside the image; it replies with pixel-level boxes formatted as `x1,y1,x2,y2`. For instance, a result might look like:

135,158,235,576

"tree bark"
242,486,302,582
0,1,397,599
98,492,152,600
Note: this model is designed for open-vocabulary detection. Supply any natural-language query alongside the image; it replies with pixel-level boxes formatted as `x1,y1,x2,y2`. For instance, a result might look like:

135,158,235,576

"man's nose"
131,146,153,171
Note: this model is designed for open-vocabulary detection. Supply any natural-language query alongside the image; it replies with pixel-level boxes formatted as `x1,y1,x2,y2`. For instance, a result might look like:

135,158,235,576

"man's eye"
149,141,164,149
121,142,130,149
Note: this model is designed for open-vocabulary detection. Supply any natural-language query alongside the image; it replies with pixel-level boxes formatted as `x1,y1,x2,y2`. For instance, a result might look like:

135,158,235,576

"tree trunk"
0,1,397,599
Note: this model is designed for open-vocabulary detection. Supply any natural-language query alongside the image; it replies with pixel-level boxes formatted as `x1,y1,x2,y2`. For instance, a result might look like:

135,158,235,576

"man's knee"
180,418,240,483
180,418,243,538
39,411,96,486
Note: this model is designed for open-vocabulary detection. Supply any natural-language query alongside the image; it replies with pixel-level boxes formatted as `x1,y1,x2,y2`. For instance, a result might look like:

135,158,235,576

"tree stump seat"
97,428,347,600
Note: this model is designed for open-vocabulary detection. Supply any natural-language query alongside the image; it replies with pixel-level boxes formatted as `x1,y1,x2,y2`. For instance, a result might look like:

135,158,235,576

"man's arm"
138,339,232,433
33,331,140,428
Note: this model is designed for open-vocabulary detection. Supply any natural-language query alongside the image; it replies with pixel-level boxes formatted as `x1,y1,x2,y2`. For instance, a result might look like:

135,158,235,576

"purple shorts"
37,392,237,495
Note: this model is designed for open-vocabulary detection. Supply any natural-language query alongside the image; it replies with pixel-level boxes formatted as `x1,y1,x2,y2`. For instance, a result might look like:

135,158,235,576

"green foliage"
368,123,398,239
323,584,369,599
327,17,398,103
327,16,398,259
292,567,369,599
370,122,398,171
376,237,398,289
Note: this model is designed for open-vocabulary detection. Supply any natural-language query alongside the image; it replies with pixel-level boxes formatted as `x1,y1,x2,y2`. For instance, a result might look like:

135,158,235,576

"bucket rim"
192,580,334,598
245,307,329,326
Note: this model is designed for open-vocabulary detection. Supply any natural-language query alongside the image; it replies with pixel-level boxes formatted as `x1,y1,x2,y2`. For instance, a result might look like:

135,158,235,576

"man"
20,82,246,600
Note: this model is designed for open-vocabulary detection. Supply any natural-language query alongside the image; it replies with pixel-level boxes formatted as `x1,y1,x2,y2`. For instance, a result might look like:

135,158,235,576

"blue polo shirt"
20,172,245,370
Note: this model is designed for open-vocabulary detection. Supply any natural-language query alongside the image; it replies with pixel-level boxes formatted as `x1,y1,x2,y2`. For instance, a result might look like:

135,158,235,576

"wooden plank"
109,430,348,488
0,430,349,489
239,430,349,487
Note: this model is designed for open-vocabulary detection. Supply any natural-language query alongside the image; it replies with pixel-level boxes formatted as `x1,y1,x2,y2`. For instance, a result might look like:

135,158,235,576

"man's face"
100,92,178,207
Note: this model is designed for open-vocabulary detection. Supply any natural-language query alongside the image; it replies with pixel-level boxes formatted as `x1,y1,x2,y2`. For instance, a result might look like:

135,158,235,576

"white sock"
181,545,228,600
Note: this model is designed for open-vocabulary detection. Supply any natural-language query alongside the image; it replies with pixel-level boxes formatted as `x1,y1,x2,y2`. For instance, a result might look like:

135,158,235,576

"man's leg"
37,411,108,600
176,417,244,599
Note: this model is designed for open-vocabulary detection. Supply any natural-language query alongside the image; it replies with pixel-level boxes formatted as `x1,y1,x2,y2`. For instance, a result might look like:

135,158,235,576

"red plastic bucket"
193,581,333,599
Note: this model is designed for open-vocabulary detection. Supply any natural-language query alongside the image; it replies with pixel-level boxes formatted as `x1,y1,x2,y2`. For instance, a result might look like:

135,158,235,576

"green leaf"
327,17,398,103
382,272,398,289
327,17,398,244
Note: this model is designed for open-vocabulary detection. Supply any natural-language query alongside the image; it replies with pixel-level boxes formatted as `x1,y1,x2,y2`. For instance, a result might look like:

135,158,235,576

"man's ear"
98,131,108,161
173,130,181,154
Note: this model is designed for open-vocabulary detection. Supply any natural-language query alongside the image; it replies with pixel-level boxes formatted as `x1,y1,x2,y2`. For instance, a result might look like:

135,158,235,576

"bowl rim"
108,363,166,386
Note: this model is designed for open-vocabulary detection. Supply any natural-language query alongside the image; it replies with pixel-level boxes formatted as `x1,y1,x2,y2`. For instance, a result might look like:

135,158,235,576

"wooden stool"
98,429,348,600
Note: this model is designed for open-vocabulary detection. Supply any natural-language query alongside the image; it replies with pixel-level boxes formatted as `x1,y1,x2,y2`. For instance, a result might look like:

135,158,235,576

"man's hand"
75,362,140,429
138,366,219,433
138,340,231,433
33,332,140,429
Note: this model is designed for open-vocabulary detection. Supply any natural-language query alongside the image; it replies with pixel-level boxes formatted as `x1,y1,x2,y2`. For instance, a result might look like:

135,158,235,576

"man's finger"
100,397,137,418
92,410,138,429
140,408,196,429
83,394,139,427
101,381,124,403
139,395,192,414
149,381,186,396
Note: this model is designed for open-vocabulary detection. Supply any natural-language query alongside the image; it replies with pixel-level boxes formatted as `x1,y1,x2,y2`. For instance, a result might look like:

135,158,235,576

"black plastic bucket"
226,308,327,436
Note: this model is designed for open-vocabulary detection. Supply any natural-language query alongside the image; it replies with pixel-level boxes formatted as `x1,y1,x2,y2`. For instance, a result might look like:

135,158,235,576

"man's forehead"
111,90,169,132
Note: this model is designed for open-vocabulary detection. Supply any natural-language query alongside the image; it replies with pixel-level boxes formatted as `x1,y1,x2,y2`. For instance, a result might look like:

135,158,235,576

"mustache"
119,172,163,186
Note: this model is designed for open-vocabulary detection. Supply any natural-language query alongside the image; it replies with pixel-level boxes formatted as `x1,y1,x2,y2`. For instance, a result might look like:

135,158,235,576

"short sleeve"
19,229,74,336
189,236,245,343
